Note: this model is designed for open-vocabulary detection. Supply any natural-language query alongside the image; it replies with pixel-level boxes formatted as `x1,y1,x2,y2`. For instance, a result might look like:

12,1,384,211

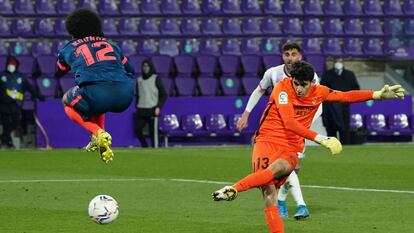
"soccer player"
237,42,320,219
55,9,135,163
213,61,404,233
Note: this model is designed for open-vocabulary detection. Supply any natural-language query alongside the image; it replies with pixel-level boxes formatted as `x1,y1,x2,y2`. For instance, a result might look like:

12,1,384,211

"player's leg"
85,114,105,152
291,157,310,220
262,185,284,233
136,115,149,147
276,179,289,218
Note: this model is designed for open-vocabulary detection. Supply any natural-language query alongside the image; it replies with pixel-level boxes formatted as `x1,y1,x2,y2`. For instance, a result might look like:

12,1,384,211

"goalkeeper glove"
372,85,405,100
314,135,343,155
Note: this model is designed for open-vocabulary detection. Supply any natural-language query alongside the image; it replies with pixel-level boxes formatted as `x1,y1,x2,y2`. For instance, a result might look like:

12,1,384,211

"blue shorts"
64,80,133,120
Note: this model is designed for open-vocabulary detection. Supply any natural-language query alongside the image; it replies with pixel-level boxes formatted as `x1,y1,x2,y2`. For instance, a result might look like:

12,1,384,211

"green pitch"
0,145,413,233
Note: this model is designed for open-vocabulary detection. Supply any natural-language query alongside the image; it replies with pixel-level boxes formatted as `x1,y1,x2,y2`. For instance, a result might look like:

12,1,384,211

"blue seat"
35,0,56,15
262,18,282,35
323,0,343,15
264,0,283,15
242,0,262,14
219,55,240,75
197,55,217,76
404,18,414,36
221,39,241,55
102,18,119,37
34,18,54,37
198,78,218,96
98,0,120,16
10,41,30,56
344,38,363,56
384,19,403,36
119,40,137,56
128,55,147,75
201,18,221,35
384,0,403,16
202,0,221,14
139,18,159,35
241,38,260,55
141,0,161,14
138,39,158,56
0,17,11,37
324,18,343,35
302,38,322,55
181,39,199,55
344,0,363,15
222,18,241,35
283,18,302,35
174,55,194,77
181,18,201,36
241,55,261,77
364,18,383,36
15,0,35,15
159,39,179,56
304,0,323,15
37,55,56,74
323,38,342,56
363,38,383,56
181,0,201,15
54,19,68,37
119,18,139,36
303,18,323,35
78,0,97,10
161,0,181,14
363,0,383,15
242,18,261,35
200,39,220,55
344,18,363,36
261,38,281,55
160,18,180,35
283,0,303,15
403,0,414,15
32,41,52,57
119,0,139,15
220,77,241,96
223,0,241,14
56,0,75,15
12,18,33,37
0,0,13,15
151,55,172,77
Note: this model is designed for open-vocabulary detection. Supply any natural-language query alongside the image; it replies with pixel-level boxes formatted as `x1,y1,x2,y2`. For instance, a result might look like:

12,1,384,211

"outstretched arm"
323,85,405,103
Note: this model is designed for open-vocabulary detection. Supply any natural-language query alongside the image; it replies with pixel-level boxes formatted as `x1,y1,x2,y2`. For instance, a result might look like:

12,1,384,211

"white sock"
277,176,290,201
289,171,306,206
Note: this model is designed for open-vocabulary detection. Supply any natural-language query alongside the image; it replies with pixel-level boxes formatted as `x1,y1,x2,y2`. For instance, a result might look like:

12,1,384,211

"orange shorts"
252,141,298,188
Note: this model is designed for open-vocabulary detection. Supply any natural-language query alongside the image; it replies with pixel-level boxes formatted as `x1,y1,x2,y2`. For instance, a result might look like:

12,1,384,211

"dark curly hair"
65,9,104,39
282,42,302,53
289,61,315,82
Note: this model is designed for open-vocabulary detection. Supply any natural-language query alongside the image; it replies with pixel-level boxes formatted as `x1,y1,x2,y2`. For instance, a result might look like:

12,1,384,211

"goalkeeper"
212,61,404,233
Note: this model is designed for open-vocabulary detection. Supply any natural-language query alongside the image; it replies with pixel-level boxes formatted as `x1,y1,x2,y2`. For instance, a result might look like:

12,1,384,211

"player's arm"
236,70,272,131
322,85,404,103
55,52,71,78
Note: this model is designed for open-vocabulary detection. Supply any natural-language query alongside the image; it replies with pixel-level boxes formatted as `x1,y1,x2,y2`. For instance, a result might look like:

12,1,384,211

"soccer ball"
88,195,119,224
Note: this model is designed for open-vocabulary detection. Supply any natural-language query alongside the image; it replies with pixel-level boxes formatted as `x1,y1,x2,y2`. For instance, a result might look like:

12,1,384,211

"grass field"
1,144,414,233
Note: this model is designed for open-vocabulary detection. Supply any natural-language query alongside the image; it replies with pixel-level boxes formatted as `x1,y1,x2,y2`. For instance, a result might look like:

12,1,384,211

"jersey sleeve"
56,51,70,72
319,85,373,103
258,69,272,93
272,85,318,141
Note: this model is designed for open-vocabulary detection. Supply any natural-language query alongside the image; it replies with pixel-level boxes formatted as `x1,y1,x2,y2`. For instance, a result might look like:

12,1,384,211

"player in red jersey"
212,61,404,233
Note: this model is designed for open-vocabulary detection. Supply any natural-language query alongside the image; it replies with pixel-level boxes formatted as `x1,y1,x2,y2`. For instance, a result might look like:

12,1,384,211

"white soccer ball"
88,195,119,224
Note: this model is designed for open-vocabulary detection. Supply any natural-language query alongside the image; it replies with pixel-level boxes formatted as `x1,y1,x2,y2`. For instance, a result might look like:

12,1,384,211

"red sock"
233,169,274,192
264,206,284,233
64,106,101,136
91,114,105,129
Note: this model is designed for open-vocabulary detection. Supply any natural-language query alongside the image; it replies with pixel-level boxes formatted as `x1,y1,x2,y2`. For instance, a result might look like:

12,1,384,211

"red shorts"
252,141,298,188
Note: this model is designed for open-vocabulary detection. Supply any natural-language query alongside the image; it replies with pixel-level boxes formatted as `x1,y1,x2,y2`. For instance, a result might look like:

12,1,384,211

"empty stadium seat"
302,38,322,54
323,38,342,56
222,18,241,35
404,18,414,36
344,18,363,36
141,0,161,14
0,0,13,15
119,0,139,15
384,18,403,36
363,38,383,56
304,0,323,15
261,38,281,55
37,55,56,73
242,0,261,14
220,77,241,95
36,0,56,15
264,0,283,14
388,114,413,135
303,18,323,35
284,0,303,14
0,42,8,55
181,0,201,14
241,55,261,76
363,0,383,15
180,38,199,55
364,18,383,36
202,0,221,14
34,18,54,37
403,0,414,15
98,0,119,15
181,18,201,35
384,0,403,15
161,77,174,96
324,18,343,35
15,0,35,15
12,18,33,37
174,55,194,77
242,77,259,94
221,38,241,55
182,114,205,135
241,38,260,55
159,39,179,56
223,0,241,14
219,55,240,74
161,0,181,14
57,0,75,15
140,18,159,35
343,38,363,56
242,18,261,35
366,114,391,135
36,77,58,97
160,18,180,35
201,18,221,35
128,55,147,75
0,18,11,37
175,78,196,96
138,39,157,55
54,19,67,37
344,0,363,15
102,18,119,37
262,55,282,69
159,114,182,136
196,55,217,76
323,0,343,15
262,18,282,35
152,55,172,77
119,18,139,36
198,78,218,96
10,41,30,56
119,40,137,56
16,55,35,75
78,0,97,10
283,18,302,35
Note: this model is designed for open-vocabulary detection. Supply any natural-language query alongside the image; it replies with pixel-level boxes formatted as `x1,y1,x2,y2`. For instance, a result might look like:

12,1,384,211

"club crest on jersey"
279,92,288,104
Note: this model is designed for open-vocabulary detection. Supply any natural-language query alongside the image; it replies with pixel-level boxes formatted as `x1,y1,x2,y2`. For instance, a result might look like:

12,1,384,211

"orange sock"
264,206,284,233
91,114,105,129
64,106,101,136
233,169,274,192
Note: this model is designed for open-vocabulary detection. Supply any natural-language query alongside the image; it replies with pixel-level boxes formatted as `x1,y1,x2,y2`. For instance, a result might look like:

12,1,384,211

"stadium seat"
180,38,199,55
140,18,159,35
161,0,181,14
221,39,241,55
363,18,383,36
344,0,363,15
54,19,67,37
119,18,139,36
385,38,404,54
161,77,174,96
202,0,221,14
261,38,281,55
242,77,259,94
219,55,240,75
363,38,383,56
384,0,403,15
242,18,261,35
37,55,56,74
283,18,302,35
174,55,194,77
306,54,325,73
151,55,172,77
350,114,364,129
323,0,343,15
283,0,303,15
10,41,30,56
197,77,219,96
15,0,35,15
222,18,241,35
119,0,139,15
343,38,363,56
34,18,55,37
241,38,260,55
181,18,201,36
403,0,414,15
205,114,228,136
201,18,221,35
159,39,179,56
128,55,147,75
228,114,244,134
0,56,7,68
138,39,157,56
118,40,137,56
303,18,323,35
0,0,13,15
16,55,35,75
12,18,33,37
59,76,76,93
56,0,75,15
0,18,11,37
262,18,282,35
366,114,391,135
262,54,282,69
140,0,161,14
388,114,413,135
223,0,241,14
182,0,201,15
78,0,97,10
36,0,56,15
196,55,218,76
36,77,58,97
52,40,68,54
102,18,119,37
324,18,343,35
344,18,363,36
242,0,261,14
182,114,205,135
175,78,196,96
241,55,261,76
304,0,323,15
264,0,283,14
98,0,119,15
404,18,414,36
0,42,8,55
159,114,182,136
323,38,342,56
384,18,403,36
363,0,383,15
220,77,241,95
302,38,322,55
160,18,180,35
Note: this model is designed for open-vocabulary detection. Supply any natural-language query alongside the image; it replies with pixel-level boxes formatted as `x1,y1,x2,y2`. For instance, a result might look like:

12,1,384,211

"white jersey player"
237,42,320,220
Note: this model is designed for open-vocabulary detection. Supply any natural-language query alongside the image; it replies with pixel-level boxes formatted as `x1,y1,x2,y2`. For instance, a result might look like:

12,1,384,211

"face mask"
334,62,343,71
7,64,16,73
142,66,150,74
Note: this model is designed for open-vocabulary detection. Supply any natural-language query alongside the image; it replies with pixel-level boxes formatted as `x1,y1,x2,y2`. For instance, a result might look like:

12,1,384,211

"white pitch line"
0,178,413,195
